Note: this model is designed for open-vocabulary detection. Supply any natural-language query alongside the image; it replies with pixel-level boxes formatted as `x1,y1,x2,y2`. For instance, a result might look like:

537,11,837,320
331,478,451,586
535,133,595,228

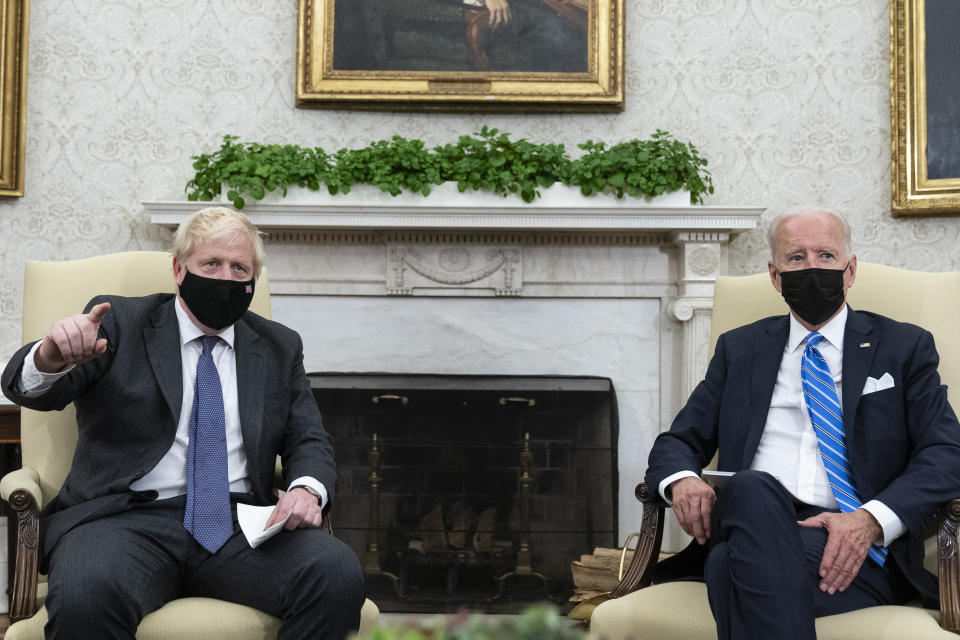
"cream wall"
2,0,960,358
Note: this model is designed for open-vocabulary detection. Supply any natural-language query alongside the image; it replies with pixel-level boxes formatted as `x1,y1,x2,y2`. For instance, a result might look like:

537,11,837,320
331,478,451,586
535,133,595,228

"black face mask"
178,269,255,330
777,263,849,326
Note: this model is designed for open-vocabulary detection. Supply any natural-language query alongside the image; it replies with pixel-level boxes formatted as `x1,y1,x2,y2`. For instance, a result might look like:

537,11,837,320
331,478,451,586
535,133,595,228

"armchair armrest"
608,482,665,598
939,497,960,632
1,467,42,623
0,467,41,506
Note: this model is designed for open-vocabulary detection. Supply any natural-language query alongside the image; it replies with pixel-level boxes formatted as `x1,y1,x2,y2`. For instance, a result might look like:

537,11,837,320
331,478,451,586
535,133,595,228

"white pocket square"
862,372,895,395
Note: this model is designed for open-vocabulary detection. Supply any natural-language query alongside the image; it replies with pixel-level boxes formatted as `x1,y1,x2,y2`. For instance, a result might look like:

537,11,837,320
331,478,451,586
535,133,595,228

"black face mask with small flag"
178,269,255,330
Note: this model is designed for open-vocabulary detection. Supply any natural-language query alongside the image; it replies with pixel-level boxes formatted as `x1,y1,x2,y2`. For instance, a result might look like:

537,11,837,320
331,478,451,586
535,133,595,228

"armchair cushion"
5,597,381,640
589,582,953,640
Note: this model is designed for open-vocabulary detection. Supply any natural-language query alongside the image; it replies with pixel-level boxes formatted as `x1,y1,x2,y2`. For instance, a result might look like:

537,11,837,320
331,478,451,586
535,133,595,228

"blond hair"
171,206,266,277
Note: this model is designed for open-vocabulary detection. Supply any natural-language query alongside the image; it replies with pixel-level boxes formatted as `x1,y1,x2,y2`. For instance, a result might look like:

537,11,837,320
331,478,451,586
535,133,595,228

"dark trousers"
704,470,912,640
44,495,365,640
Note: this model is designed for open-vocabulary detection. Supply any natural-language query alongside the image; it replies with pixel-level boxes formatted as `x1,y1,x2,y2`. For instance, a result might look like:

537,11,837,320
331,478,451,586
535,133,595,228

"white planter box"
228,182,691,209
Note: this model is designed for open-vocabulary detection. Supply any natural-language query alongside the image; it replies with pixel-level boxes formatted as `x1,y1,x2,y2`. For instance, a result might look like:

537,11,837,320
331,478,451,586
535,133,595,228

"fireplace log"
413,504,448,551
473,507,496,552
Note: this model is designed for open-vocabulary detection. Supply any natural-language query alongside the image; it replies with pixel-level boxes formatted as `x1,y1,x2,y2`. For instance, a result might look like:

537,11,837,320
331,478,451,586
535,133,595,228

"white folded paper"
701,470,735,489
238,503,292,549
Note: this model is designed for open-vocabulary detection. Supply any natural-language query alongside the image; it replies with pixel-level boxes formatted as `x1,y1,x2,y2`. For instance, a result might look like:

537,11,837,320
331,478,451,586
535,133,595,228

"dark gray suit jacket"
646,307,960,607
1,293,336,567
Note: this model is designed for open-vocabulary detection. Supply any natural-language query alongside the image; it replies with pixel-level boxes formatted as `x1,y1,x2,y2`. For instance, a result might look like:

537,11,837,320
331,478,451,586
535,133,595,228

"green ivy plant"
186,137,328,210
356,605,585,640
568,130,714,201
186,129,714,210
434,126,569,203
326,136,442,197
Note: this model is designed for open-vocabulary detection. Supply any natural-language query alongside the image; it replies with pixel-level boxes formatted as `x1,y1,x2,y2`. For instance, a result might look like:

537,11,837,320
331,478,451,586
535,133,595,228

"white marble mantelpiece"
145,197,764,551
145,199,762,234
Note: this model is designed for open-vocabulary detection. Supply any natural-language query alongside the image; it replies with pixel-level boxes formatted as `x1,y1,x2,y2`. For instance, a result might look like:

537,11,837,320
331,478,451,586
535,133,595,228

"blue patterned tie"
801,332,887,565
183,335,233,553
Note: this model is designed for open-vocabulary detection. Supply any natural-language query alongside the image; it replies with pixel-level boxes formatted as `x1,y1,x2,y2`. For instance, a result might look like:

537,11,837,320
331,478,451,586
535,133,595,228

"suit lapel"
234,319,265,471
744,317,789,467
144,299,183,426
841,308,878,443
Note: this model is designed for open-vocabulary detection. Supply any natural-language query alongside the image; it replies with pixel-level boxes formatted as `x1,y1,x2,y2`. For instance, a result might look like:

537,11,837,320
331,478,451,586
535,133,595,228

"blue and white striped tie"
801,332,887,566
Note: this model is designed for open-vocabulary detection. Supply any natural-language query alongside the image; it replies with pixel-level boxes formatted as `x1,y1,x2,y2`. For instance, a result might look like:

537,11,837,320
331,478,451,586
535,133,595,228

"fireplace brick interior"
311,374,617,612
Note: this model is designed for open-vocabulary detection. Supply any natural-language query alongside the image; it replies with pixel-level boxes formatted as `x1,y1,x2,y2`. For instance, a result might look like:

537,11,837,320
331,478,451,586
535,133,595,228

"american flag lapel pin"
859,342,870,348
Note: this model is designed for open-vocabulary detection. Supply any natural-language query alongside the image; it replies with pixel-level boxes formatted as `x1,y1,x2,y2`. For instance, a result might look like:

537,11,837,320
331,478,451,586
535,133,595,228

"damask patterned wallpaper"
1,0,959,360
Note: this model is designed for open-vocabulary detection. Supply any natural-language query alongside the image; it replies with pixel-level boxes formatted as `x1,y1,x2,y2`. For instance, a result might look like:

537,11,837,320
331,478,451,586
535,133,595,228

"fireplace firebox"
310,374,618,613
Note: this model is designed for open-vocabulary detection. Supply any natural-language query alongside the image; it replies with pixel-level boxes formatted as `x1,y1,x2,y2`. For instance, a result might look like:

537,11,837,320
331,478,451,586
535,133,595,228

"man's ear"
844,255,857,291
768,260,782,293
172,256,185,287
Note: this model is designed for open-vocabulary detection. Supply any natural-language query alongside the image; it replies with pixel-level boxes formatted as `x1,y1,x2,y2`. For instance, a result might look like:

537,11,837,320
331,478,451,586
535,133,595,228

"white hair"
767,209,852,260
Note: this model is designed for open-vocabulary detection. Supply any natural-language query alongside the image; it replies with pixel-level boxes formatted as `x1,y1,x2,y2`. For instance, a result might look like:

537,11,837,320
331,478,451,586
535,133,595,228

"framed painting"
0,0,27,197
890,0,960,216
296,0,624,112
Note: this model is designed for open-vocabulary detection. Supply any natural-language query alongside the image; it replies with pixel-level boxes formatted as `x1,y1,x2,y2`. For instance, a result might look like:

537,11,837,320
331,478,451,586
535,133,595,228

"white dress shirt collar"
174,296,235,350
787,304,848,354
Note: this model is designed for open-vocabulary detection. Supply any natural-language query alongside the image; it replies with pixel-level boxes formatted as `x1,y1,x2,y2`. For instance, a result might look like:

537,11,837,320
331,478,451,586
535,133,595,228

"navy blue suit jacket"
646,307,960,606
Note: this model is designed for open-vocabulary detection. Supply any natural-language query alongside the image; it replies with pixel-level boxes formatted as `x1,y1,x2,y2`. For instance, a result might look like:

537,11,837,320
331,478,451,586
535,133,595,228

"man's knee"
47,562,144,633
45,516,180,634
712,470,794,526
296,533,365,605
724,469,780,495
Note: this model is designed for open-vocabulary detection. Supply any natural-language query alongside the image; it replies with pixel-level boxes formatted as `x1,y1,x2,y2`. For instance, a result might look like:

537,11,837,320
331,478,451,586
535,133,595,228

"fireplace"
312,374,617,612
146,197,763,557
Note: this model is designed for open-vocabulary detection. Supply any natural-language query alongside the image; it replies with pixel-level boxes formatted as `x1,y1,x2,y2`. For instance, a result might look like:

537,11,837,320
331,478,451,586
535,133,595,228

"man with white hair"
646,210,960,639
2,206,365,639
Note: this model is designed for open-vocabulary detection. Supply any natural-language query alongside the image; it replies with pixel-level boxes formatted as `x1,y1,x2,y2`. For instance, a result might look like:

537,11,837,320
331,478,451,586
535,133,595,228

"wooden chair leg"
938,498,960,632
7,488,39,624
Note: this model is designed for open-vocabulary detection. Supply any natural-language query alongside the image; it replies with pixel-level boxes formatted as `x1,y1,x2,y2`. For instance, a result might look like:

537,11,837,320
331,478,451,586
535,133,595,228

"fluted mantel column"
668,231,730,404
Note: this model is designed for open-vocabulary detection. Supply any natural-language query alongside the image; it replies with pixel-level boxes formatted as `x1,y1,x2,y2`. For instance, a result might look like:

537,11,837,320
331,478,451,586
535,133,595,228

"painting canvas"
297,0,623,111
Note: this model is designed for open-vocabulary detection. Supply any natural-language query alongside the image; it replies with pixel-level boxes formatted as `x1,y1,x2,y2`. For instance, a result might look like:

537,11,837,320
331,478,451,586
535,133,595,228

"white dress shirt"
18,297,327,507
660,306,905,547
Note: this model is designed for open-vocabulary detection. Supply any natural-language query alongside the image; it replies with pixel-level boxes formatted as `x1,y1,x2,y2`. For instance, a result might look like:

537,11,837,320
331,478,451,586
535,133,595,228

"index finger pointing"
86,302,111,324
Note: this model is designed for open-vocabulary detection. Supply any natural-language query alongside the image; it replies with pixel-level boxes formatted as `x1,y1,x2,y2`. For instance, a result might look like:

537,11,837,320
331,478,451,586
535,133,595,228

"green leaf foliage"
353,605,586,640
185,129,715,209
567,130,714,204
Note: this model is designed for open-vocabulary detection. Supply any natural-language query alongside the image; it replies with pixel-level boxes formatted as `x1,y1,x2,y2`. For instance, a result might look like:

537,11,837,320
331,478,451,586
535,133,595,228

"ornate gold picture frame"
0,0,27,197
890,0,960,216
296,0,623,112
0,0,30,196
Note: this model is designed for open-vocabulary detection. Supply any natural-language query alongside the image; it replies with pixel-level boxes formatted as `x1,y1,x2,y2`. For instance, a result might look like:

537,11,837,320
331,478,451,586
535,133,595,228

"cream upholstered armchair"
590,262,960,640
0,251,379,639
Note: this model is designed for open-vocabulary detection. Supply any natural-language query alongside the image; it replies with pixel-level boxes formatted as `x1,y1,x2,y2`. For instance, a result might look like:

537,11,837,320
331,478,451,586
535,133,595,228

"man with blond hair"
646,210,960,639
2,206,364,639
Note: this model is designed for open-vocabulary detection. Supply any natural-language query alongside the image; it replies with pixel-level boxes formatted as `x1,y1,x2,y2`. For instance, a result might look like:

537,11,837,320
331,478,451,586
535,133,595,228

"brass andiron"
364,433,399,586
491,432,549,600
